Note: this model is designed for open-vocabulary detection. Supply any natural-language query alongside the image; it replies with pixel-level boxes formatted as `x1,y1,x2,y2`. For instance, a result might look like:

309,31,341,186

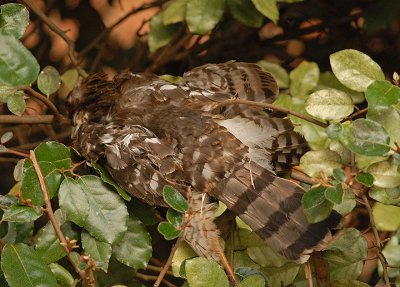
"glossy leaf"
289,61,319,98
93,163,131,201
368,161,400,188
257,60,289,88
302,186,334,223
79,175,128,244
113,215,152,269
2,205,42,222
163,0,187,25
305,88,353,120
7,90,25,115
186,0,225,34
34,141,71,169
37,66,61,96
48,263,75,287
158,221,181,240
0,33,40,86
166,208,184,228
300,150,342,178
227,0,264,28
163,185,188,212
59,177,89,227
330,49,384,92
252,0,279,23
81,231,112,272
0,3,29,39
21,161,61,206
355,172,374,187
148,13,180,52
373,202,400,231
1,243,58,287
185,257,229,287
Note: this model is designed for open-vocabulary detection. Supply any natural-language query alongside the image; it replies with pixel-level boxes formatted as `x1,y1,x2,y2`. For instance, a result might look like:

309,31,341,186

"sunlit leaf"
252,0,279,23
37,66,61,96
113,215,152,269
227,0,264,28
289,61,319,98
332,168,346,182
0,3,29,39
60,69,79,92
355,172,374,187
369,186,400,205
185,257,229,287
305,88,353,120
1,131,13,144
325,185,343,205
368,160,400,188
373,202,400,231
0,85,15,102
300,150,342,178
1,243,58,287
163,0,187,25
365,80,400,109
0,33,40,86
239,274,265,287
167,208,184,228
330,49,384,92
186,0,225,34
172,241,197,277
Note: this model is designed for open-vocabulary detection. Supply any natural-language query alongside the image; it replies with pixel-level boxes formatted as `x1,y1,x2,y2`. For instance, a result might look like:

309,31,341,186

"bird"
66,61,341,276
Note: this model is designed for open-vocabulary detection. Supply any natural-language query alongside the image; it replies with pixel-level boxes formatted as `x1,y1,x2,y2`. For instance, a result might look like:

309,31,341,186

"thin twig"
29,151,95,286
21,0,87,78
342,107,368,122
361,194,390,287
136,272,177,287
213,99,328,128
3,147,29,158
146,264,174,276
0,115,69,124
153,237,183,287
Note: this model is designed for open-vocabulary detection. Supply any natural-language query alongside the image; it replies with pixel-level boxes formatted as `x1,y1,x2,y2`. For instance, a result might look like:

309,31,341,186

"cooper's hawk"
67,61,340,267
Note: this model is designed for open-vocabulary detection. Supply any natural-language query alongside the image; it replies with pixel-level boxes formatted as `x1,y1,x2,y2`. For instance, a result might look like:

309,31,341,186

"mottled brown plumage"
67,61,340,263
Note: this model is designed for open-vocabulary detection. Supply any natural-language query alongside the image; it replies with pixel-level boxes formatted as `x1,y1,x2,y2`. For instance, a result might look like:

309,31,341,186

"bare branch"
0,115,70,125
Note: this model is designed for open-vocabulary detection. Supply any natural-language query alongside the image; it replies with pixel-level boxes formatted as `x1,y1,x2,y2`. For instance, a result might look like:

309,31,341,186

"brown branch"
136,272,177,287
0,115,70,124
21,0,87,78
214,99,328,128
29,151,95,286
2,147,29,158
146,264,174,276
342,107,368,122
361,194,391,287
312,252,331,287
153,237,183,287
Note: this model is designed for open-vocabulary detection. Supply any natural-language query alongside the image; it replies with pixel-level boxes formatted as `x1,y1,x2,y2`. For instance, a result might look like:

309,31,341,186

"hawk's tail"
215,162,341,262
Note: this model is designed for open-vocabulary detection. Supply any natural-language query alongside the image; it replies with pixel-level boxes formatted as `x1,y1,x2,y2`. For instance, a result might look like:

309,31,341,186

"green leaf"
13,158,25,181
166,208,184,228
7,90,25,115
332,168,346,182
300,150,342,178
163,0,187,25
332,280,371,287
365,80,400,109
325,185,343,205
373,202,400,231
148,13,180,52
158,221,181,240
113,215,152,270
289,61,319,98
21,161,61,206
0,3,29,39
369,186,400,205
380,236,400,279
0,85,16,102
185,257,229,287
0,33,40,87
305,88,353,120
1,243,58,287
7,221,34,244
333,189,356,216
37,66,61,96
227,0,264,28
330,49,385,92
81,231,112,272
163,185,189,212
79,175,128,244
239,274,265,287
338,119,390,156
172,241,197,277
355,172,374,187
48,263,75,287
367,106,400,147
368,160,400,188
261,262,300,287
2,205,42,222
302,186,334,223
1,131,12,144
60,69,79,92
252,0,279,23
324,228,368,282
34,141,71,169
59,177,89,227
257,60,289,88
186,0,225,35
93,163,131,201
